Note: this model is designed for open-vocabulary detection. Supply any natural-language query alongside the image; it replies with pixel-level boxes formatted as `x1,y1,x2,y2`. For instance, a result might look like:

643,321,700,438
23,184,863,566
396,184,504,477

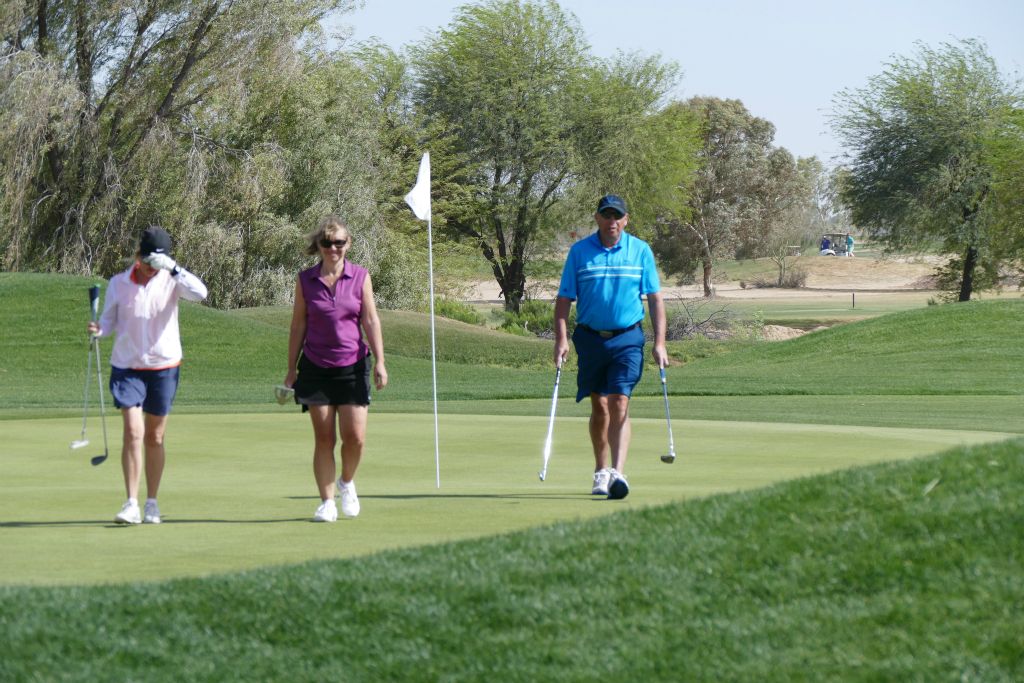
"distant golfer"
283,215,388,523
553,194,667,499
88,226,208,525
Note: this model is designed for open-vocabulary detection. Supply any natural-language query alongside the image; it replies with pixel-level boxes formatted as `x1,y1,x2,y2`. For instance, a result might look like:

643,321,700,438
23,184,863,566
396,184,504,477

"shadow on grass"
286,493,601,502
0,517,310,527
1,520,120,528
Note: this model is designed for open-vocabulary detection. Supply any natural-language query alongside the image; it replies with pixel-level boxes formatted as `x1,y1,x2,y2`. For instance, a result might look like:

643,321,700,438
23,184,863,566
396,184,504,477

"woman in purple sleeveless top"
283,215,388,523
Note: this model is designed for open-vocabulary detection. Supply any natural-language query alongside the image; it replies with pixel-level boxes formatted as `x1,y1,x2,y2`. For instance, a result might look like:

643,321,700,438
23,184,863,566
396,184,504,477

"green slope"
2,272,1023,414
673,299,1024,395
1,439,1020,681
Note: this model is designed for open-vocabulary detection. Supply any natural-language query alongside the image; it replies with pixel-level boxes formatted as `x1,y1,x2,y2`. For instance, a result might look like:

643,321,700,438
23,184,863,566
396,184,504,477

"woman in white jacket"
88,227,207,525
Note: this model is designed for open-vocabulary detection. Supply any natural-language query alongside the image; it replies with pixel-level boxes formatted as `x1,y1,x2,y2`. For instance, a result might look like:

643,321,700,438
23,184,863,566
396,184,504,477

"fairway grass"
1,412,1014,586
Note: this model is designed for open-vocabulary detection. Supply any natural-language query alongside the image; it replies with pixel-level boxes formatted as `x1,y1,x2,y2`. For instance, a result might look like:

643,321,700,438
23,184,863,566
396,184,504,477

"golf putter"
69,324,93,451
87,285,109,466
659,365,677,464
538,359,563,481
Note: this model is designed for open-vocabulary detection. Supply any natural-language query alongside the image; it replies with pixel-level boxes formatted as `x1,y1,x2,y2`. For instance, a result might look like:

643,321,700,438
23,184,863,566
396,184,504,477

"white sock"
146,498,157,507
127,497,138,507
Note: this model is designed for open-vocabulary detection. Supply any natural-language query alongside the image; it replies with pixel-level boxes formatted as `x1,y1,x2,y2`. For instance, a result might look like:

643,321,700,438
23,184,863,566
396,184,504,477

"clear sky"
327,0,1024,163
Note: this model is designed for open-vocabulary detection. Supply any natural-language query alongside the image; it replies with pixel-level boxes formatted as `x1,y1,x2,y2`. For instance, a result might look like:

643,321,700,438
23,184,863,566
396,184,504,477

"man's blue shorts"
109,366,180,416
571,324,645,402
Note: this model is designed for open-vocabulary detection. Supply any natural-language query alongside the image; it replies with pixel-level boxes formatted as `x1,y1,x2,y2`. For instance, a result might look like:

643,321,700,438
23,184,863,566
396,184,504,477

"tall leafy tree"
0,1,429,309
653,97,793,296
755,151,816,286
410,0,687,312
985,106,1024,275
832,39,1023,301
570,53,700,234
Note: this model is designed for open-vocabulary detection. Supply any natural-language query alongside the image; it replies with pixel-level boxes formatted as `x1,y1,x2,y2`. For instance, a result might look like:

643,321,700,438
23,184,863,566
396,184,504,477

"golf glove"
144,253,177,272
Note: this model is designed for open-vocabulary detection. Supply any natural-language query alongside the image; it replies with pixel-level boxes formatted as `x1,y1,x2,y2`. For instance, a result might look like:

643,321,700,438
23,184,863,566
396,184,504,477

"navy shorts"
571,324,645,402
109,366,180,416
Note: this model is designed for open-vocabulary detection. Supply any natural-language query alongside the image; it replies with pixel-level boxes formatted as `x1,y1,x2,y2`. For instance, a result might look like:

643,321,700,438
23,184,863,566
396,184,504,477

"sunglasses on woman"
319,238,348,249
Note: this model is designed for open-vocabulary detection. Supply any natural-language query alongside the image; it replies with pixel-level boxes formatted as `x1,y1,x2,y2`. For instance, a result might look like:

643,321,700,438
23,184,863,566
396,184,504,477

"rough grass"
673,299,1024,396
3,273,1022,413
2,272,1022,429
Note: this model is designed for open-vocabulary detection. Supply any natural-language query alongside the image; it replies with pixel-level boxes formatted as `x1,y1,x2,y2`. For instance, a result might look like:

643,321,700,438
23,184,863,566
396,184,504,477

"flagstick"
404,152,440,488
427,213,441,489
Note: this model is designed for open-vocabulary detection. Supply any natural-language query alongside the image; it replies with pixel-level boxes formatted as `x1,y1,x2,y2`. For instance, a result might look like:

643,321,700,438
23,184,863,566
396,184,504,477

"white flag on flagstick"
404,152,431,221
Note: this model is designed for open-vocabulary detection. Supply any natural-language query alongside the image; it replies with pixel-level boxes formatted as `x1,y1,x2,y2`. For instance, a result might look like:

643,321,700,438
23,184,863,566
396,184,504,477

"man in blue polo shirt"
554,194,667,499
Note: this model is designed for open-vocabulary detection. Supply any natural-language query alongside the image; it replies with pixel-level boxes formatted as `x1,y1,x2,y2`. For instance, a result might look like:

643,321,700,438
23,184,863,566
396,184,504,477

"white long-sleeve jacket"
96,264,208,370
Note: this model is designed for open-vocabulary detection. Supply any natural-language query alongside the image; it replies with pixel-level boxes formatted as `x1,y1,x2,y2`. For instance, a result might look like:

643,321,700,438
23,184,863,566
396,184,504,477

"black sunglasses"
599,209,624,219
319,238,348,249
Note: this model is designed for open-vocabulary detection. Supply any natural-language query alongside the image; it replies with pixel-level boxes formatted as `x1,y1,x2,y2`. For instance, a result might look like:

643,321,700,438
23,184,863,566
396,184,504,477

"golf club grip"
89,285,100,321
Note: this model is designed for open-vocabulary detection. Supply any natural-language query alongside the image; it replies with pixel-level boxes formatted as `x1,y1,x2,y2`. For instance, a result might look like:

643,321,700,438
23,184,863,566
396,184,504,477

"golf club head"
70,439,89,450
660,451,676,464
90,453,108,466
274,385,294,405
538,469,547,481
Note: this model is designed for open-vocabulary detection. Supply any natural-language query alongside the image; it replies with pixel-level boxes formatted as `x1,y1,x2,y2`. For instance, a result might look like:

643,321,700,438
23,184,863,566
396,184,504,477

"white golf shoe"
312,499,338,523
143,500,161,524
607,469,630,500
591,468,611,495
338,480,360,518
114,500,141,525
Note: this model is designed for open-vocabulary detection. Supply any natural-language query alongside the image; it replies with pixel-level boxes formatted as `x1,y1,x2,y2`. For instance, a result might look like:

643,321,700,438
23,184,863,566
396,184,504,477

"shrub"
748,267,808,289
665,299,736,340
430,298,485,325
781,267,808,288
499,299,566,337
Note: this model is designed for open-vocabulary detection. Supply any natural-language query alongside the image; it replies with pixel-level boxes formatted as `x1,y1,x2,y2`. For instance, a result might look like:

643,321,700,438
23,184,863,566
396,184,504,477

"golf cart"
819,232,851,256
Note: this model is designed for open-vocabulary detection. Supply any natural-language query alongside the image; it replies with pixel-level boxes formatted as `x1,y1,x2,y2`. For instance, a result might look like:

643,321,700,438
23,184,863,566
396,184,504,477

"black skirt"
293,354,371,410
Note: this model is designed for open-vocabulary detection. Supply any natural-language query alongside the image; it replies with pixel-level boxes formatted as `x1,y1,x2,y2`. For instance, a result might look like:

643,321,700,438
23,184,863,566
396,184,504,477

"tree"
410,0,687,312
569,53,700,234
0,1,427,309
762,155,829,286
832,39,1023,301
653,97,796,296
985,106,1024,275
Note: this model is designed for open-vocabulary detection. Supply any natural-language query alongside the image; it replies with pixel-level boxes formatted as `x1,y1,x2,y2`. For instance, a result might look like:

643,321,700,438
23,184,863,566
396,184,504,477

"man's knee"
607,394,630,418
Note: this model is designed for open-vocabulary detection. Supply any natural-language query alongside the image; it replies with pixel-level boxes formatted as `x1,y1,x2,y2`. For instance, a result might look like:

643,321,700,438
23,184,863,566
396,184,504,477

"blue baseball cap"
596,194,628,216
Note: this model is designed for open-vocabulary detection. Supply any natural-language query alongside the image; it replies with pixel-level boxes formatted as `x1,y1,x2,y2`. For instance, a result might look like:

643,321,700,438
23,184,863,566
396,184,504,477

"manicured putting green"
1,412,1012,586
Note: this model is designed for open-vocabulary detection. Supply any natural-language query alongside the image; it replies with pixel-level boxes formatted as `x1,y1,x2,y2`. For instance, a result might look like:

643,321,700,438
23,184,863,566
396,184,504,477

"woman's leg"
308,405,338,500
120,406,145,500
337,404,368,484
143,412,169,499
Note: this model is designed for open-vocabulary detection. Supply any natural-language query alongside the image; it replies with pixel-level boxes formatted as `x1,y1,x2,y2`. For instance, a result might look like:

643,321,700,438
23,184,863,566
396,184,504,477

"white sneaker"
114,500,141,525
312,499,338,523
338,480,360,518
143,500,161,524
607,469,630,500
591,468,611,495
